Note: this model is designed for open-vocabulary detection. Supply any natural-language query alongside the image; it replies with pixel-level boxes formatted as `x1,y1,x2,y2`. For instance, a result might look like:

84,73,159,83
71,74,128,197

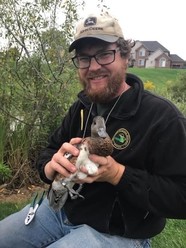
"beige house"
130,41,185,68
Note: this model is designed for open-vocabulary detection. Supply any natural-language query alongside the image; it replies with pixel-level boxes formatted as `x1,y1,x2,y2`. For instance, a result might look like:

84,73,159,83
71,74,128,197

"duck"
47,116,113,211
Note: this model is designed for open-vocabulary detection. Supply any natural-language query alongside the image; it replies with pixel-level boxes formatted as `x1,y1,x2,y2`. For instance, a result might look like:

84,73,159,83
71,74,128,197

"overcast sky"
82,0,186,60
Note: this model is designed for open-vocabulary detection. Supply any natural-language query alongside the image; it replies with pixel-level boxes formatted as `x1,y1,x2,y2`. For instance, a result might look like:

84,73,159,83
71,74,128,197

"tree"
0,0,108,188
0,0,82,187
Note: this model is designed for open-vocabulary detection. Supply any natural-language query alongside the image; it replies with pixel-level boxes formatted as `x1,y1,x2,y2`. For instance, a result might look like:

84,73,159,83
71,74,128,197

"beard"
79,69,125,104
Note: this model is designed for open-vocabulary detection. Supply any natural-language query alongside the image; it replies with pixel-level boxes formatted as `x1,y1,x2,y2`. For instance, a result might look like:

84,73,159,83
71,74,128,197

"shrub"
166,71,186,102
165,71,186,116
144,80,156,91
0,163,12,184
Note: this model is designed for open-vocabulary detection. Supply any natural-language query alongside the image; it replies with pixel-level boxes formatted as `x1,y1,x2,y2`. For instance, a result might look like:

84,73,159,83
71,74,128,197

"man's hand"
44,138,82,181
76,154,125,185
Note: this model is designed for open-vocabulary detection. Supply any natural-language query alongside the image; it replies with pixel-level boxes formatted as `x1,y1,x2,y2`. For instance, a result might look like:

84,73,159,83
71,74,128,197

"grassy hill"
128,68,186,89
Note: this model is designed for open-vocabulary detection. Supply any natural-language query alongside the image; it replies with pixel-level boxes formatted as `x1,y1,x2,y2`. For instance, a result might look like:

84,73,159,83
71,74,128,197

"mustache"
87,69,108,78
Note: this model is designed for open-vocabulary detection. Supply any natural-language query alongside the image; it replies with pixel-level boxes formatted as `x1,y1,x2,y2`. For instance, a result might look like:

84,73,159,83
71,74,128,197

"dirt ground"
0,184,48,203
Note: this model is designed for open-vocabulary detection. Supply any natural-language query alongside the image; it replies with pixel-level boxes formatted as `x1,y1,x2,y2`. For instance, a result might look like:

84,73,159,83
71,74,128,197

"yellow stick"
80,109,83,130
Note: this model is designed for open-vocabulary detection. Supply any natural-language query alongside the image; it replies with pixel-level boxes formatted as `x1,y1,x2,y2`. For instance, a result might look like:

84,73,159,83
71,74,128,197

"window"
139,48,145,57
138,59,145,66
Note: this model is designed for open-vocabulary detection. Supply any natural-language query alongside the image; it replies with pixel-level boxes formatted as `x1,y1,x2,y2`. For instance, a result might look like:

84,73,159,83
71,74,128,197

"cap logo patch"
84,17,97,27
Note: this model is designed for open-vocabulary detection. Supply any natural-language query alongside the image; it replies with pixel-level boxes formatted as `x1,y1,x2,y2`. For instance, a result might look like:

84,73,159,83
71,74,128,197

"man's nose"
88,57,101,70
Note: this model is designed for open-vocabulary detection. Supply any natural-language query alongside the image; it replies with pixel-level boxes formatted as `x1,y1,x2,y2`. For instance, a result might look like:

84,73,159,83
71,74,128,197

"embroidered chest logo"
112,128,131,150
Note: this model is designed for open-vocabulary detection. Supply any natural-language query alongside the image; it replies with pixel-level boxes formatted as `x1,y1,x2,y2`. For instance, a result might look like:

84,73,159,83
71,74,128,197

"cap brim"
69,35,119,52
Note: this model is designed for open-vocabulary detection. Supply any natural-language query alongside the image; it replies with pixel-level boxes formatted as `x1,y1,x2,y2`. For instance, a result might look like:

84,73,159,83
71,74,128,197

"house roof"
140,41,169,53
148,49,171,60
170,54,185,62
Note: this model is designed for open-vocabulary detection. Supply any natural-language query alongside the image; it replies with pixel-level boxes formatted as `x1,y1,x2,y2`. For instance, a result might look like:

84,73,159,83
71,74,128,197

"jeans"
0,198,151,248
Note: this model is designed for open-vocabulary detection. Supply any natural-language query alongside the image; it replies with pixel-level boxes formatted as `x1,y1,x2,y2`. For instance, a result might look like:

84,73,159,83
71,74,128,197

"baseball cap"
69,13,124,52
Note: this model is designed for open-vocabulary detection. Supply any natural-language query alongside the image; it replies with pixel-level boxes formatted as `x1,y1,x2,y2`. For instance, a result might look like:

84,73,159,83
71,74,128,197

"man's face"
76,42,128,103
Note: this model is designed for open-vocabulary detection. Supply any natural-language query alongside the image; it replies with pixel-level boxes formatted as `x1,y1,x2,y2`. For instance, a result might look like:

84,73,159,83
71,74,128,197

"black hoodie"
37,73,186,239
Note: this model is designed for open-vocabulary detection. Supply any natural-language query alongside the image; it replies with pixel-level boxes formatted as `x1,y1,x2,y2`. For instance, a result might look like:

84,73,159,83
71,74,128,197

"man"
0,12,186,248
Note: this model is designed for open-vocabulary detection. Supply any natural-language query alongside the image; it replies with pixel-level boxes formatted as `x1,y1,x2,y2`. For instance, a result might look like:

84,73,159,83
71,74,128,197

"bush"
165,71,186,116
0,163,12,184
166,71,186,102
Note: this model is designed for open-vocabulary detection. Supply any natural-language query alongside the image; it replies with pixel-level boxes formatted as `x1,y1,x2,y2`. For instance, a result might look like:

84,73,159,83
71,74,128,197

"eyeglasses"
72,47,120,69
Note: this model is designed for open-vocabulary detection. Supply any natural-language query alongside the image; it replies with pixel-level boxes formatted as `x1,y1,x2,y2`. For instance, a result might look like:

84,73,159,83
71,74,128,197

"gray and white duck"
47,116,113,211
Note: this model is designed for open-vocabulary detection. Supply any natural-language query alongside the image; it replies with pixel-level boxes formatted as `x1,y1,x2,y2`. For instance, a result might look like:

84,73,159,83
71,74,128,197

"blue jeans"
0,198,151,248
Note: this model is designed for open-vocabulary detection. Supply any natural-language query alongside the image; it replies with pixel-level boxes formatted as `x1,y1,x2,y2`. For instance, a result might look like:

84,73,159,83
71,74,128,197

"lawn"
128,67,186,89
0,201,28,221
152,219,186,247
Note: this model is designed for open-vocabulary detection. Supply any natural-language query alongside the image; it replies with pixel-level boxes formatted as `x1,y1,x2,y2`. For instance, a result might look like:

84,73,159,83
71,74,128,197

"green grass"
0,201,28,221
128,68,186,89
152,219,186,248
0,201,185,247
